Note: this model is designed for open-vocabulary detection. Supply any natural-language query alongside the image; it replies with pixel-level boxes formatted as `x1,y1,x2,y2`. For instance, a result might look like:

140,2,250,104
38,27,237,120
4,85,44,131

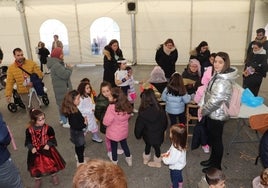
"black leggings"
145,143,161,158
75,145,85,163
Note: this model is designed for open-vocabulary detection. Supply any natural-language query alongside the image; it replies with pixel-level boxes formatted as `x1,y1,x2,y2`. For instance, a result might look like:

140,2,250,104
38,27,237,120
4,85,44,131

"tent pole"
245,0,256,59
130,13,137,65
15,0,32,60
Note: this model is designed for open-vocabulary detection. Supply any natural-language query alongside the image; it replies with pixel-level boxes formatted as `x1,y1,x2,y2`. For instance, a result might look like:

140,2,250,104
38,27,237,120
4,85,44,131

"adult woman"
47,47,73,128
155,38,178,80
103,39,123,87
36,41,50,73
199,52,238,173
243,41,268,96
190,41,211,77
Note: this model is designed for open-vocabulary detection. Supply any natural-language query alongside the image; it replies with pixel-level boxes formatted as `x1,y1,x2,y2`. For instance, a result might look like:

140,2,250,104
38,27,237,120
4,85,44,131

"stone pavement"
0,65,266,188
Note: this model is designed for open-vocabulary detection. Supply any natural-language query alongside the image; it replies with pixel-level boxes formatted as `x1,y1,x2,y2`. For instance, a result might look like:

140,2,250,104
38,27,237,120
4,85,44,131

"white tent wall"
0,0,267,65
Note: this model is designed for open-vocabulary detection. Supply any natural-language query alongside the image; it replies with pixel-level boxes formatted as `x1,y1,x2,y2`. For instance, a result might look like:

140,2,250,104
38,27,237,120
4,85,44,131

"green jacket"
94,94,109,134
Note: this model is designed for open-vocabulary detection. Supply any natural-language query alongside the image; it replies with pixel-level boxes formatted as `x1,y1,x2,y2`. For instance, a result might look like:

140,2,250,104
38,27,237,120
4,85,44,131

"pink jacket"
103,104,131,142
194,66,213,103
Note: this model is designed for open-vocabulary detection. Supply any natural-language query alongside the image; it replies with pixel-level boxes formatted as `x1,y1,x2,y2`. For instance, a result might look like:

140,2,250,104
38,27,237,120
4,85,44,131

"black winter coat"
260,130,268,168
135,106,167,145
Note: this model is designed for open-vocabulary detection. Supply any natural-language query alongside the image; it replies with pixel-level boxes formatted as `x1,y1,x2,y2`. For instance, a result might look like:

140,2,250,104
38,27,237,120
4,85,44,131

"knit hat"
51,47,63,59
189,59,201,77
148,66,167,83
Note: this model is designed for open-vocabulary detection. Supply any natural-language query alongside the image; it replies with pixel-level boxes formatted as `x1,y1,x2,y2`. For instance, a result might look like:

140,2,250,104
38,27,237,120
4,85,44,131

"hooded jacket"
47,57,73,106
135,105,167,145
201,67,238,121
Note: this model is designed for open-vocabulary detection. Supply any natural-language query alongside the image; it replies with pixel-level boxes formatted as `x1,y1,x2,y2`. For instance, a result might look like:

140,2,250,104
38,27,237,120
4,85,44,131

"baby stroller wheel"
8,103,17,113
42,95,49,106
0,74,6,88
19,102,26,109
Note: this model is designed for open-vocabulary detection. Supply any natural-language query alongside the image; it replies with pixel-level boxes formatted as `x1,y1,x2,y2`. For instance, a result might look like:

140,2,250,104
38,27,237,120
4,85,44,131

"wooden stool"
186,102,199,136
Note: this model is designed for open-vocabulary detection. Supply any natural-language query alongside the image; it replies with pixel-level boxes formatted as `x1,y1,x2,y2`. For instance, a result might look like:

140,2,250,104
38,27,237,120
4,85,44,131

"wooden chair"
186,102,199,136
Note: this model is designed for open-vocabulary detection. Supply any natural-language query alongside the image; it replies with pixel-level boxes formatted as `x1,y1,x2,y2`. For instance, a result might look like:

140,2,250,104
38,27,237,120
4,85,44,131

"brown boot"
147,155,161,168
143,152,151,165
51,174,59,185
34,178,41,188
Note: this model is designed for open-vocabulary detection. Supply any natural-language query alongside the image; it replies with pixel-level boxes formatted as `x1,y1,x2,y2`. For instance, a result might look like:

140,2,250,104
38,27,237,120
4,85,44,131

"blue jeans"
0,158,23,188
170,169,183,188
111,139,130,161
58,105,67,124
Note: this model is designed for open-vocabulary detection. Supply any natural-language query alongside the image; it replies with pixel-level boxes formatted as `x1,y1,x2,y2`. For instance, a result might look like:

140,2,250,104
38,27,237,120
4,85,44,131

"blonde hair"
170,124,187,150
73,159,127,188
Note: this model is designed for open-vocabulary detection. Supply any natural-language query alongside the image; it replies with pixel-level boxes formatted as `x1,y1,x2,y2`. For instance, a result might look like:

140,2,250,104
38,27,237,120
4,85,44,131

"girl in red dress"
25,109,65,188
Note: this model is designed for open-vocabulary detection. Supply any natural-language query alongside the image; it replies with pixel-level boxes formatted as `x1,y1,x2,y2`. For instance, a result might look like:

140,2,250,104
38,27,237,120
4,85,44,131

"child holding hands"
162,124,187,188
25,109,65,188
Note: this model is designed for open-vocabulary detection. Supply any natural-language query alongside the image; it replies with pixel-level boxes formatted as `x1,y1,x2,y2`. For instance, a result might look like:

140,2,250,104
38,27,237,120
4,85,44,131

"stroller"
0,65,7,90
7,84,50,113
2,66,49,112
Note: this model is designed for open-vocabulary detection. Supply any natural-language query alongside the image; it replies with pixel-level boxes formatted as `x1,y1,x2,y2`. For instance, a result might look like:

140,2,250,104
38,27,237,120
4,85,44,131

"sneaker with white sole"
62,122,70,128
133,108,138,113
117,148,124,155
107,152,112,161
202,145,210,153
59,120,63,125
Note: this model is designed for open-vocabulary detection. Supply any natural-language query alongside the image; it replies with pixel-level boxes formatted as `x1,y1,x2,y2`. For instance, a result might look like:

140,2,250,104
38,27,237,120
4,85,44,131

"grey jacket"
201,67,238,121
47,57,73,106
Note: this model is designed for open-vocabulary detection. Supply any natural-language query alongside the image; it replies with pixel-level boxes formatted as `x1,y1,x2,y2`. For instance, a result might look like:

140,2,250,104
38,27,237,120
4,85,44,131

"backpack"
223,82,242,117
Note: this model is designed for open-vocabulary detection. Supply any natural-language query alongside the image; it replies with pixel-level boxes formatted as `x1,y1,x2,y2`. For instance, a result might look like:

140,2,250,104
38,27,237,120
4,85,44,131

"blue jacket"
161,87,191,114
0,113,11,165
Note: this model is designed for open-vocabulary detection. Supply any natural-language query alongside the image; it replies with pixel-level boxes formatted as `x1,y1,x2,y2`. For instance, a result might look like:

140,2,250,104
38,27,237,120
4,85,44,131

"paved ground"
1,64,267,188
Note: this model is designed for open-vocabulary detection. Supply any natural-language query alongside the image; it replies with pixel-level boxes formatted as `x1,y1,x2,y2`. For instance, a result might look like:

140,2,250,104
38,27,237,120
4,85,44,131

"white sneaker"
107,152,112,161
59,120,63,125
202,145,210,153
117,149,124,155
62,122,70,128
133,108,138,113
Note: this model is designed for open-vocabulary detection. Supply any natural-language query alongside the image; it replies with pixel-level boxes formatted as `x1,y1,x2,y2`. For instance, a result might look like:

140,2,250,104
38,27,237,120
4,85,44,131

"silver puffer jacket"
201,67,238,121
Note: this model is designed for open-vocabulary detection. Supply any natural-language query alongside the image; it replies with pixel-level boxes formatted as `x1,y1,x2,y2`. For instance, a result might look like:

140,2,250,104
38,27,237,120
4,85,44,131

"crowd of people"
0,28,268,188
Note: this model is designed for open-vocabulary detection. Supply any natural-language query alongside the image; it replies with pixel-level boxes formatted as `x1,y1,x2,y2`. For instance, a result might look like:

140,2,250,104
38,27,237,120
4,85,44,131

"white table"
226,103,268,154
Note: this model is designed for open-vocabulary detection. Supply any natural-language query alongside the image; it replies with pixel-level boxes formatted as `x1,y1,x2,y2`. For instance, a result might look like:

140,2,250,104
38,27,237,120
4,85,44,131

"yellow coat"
5,60,43,97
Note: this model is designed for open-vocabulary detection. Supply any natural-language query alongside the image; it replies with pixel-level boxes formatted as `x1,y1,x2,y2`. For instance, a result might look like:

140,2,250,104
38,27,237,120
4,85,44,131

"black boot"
200,159,212,167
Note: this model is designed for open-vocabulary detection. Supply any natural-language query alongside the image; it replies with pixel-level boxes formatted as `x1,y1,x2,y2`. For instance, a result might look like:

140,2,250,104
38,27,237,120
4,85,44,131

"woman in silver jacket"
199,52,238,173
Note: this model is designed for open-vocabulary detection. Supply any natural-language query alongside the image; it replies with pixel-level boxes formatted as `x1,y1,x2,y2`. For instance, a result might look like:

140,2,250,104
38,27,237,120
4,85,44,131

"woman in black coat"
135,89,167,167
243,41,268,96
103,39,123,87
155,38,178,80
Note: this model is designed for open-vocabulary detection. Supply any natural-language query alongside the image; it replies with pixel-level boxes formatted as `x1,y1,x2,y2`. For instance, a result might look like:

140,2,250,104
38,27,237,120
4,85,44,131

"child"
77,82,102,143
162,124,187,188
80,77,97,98
126,66,139,113
103,87,133,166
114,59,130,96
73,159,127,188
61,90,88,167
161,72,191,125
198,167,226,188
182,58,202,97
25,109,65,188
252,168,268,188
192,66,214,153
135,88,168,168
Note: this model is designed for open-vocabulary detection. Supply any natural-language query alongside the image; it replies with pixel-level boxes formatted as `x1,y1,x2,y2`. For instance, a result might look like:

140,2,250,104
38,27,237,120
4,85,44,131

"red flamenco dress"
25,124,66,178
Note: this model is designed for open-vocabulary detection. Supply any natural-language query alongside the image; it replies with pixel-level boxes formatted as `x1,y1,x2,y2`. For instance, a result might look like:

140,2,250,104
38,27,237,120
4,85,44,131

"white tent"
0,0,267,65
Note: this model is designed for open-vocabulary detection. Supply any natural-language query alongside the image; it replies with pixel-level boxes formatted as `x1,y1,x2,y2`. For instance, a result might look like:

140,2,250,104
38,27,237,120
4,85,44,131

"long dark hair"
216,52,230,73
166,72,187,96
111,87,133,114
139,89,161,113
61,90,79,115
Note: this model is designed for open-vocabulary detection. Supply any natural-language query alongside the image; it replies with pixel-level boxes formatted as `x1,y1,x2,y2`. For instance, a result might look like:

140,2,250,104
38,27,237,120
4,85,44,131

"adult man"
247,28,268,58
5,48,43,109
0,113,23,188
51,34,63,51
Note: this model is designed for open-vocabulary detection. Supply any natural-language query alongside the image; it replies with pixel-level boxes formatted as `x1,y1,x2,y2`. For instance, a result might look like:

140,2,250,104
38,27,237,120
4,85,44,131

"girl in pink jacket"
103,87,133,166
